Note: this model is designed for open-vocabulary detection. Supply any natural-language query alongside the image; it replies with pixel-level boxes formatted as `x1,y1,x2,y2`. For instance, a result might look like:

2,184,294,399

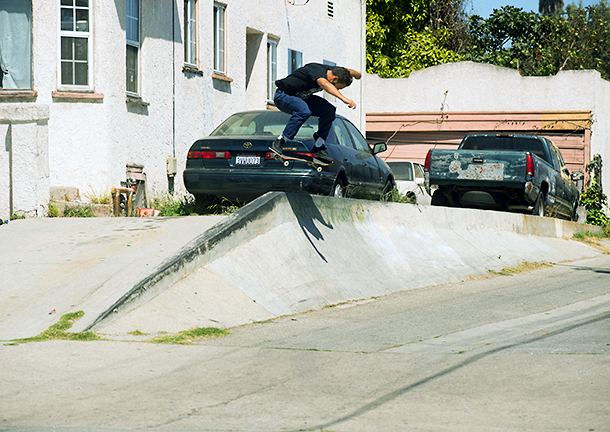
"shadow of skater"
286,193,334,262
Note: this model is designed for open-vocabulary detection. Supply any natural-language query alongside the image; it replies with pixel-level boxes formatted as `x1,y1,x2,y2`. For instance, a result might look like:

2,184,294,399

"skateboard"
268,148,332,172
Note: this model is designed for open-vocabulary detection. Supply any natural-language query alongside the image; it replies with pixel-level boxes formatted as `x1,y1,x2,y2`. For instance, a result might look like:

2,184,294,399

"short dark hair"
332,67,353,86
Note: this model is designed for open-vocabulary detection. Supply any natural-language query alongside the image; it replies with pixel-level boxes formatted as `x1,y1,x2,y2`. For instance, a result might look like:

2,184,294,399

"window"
213,3,226,73
59,0,91,88
342,119,370,152
126,0,140,94
288,49,302,74
266,39,277,100
184,0,197,65
0,0,32,89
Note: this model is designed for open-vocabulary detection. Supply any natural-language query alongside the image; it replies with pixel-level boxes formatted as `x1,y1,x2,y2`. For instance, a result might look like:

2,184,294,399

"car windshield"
387,162,414,181
211,111,318,140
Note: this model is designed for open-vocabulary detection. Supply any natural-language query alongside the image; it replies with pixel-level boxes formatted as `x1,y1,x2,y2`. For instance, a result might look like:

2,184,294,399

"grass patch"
151,194,243,216
573,230,607,240
128,330,149,336
84,188,112,205
12,311,101,344
573,230,610,254
382,187,417,204
488,261,553,277
149,327,229,345
63,205,94,218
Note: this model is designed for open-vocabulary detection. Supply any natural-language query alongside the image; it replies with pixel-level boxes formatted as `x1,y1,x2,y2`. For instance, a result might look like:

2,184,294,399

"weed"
10,213,26,220
12,311,101,344
149,327,229,344
382,187,417,204
151,194,243,216
573,231,606,240
84,188,112,205
63,205,94,218
488,261,553,276
48,201,59,218
128,330,148,336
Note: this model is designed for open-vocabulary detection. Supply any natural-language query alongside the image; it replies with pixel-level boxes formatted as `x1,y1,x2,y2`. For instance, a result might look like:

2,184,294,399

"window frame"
288,49,302,74
57,0,92,90
213,3,226,74
266,38,277,101
184,0,198,66
126,0,141,96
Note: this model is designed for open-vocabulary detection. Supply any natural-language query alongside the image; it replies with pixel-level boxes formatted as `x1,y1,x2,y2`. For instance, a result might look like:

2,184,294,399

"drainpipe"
169,1,177,193
360,0,366,132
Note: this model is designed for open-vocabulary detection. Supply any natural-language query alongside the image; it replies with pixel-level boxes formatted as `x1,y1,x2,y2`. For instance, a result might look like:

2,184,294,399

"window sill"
52,91,104,101
212,73,233,83
126,96,150,107
183,65,203,76
0,90,38,99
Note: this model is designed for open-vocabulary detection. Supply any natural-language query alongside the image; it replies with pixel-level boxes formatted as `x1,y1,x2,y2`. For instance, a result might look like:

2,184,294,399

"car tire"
381,179,395,201
533,192,546,217
570,197,579,222
431,190,451,207
331,178,346,198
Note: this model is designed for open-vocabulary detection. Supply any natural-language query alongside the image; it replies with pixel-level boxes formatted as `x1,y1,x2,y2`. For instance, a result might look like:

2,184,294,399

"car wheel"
533,192,546,217
331,178,345,198
381,179,395,201
431,190,451,207
570,197,579,222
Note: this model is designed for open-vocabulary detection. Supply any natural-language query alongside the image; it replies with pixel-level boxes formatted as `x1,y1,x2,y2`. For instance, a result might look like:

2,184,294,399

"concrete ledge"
86,192,603,335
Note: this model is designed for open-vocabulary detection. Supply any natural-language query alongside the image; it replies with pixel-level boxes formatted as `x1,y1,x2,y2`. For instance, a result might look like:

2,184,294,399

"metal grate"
327,1,334,18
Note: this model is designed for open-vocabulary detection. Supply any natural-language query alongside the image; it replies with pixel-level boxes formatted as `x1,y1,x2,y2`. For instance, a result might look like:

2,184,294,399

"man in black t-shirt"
272,63,361,159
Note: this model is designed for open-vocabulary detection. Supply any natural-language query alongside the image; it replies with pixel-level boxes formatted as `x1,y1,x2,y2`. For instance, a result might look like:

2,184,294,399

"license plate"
236,155,260,165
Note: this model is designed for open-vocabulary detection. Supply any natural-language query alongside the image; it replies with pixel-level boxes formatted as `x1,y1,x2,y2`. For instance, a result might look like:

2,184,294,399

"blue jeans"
274,90,336,141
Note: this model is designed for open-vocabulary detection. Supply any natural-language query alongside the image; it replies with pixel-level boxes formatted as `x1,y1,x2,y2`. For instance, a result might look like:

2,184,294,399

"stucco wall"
0,0,365,218
365,61,610,204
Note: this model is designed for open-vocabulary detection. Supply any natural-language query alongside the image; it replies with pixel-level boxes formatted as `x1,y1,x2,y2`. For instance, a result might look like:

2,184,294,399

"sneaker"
271,137,285,154
311,145,332,162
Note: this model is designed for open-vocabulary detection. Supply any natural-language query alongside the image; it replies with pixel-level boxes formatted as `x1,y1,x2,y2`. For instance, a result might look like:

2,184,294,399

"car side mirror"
415,177,425,185
372,142,387,155
571,171,584,181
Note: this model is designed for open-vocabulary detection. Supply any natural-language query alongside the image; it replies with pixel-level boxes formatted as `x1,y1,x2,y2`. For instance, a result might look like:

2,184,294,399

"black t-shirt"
275,63,332,99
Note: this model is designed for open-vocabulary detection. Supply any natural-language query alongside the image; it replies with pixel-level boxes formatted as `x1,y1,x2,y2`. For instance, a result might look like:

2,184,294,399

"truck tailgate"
428,149,527,187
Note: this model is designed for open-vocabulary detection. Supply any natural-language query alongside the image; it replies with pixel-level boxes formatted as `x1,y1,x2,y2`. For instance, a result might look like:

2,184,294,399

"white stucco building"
0,0,366,219
365,62,610,199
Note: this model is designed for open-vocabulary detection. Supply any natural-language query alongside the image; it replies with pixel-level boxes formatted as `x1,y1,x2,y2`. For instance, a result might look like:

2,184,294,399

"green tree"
366,0,464,78
463,2,610,80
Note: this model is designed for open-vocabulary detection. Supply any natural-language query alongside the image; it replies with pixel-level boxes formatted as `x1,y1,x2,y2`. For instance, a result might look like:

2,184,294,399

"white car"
386,160,433,205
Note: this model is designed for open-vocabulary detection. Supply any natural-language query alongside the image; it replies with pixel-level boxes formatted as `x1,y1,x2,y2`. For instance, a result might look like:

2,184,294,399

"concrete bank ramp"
94,192,603,338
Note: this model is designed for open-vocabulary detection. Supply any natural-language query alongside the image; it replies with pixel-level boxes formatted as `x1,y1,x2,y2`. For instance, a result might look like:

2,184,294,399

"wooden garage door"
366,112,591,174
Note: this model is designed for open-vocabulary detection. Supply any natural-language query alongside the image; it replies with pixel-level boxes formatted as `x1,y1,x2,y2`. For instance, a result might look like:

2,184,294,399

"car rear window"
460,136,550,162
387,162,414,181
211,111,318,140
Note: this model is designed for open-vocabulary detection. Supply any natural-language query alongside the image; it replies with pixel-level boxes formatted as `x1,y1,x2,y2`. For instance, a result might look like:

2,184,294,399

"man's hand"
342,98,356,109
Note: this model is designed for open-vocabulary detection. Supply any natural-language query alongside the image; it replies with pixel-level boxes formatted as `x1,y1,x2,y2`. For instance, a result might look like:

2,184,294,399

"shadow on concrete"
286,193,334,263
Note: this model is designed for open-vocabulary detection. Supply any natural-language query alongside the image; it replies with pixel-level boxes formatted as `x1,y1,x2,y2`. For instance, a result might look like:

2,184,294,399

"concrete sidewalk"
0,192,604,342
0,215,226,340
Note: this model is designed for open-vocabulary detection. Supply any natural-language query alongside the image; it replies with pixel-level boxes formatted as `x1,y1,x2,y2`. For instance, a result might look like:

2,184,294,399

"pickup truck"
424,134,582,220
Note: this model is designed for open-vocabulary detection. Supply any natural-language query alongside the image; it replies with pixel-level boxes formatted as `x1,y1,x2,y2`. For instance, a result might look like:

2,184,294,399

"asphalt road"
1,254,609,432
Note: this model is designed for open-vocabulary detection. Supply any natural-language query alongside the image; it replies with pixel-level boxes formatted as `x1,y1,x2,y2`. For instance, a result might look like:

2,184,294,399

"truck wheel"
431,190,451,207
533,193,546,217
570,198,579,222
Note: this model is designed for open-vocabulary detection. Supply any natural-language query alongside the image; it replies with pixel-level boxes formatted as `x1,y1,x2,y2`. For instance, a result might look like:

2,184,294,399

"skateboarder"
271,63,361,160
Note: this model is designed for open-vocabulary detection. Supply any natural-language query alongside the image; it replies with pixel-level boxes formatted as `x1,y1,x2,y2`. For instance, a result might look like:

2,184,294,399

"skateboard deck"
268,148,332,172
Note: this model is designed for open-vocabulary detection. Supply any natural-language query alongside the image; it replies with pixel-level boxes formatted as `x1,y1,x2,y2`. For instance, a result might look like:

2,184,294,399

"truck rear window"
460,136,549,162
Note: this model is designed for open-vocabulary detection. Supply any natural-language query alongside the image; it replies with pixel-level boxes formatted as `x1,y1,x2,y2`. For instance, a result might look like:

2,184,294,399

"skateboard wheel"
283,160,290,167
